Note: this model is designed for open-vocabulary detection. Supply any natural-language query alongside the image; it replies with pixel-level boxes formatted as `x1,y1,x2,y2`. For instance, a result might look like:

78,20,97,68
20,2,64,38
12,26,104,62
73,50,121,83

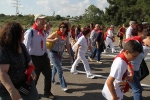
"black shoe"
44,92,54,99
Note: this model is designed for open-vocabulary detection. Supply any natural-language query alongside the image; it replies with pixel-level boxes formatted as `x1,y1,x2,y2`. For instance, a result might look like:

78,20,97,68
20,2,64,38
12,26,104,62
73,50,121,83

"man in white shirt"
24,14,54,99
126,21,137,39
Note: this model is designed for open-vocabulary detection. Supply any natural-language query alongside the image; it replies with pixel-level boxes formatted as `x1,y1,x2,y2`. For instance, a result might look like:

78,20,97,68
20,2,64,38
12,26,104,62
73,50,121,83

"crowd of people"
0,13,150,100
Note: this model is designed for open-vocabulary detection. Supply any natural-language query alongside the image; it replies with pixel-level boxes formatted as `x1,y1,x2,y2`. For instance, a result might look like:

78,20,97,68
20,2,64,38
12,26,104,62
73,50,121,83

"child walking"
102,40,143,100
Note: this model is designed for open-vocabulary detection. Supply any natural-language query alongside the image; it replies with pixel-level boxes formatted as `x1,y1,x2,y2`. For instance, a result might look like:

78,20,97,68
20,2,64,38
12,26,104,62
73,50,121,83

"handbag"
17,81,31,95
139,59,149,81
46,32,58,49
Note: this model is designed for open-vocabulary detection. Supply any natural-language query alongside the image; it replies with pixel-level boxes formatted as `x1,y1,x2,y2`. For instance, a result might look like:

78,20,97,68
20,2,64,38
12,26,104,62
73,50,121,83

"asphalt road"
37,45,150,100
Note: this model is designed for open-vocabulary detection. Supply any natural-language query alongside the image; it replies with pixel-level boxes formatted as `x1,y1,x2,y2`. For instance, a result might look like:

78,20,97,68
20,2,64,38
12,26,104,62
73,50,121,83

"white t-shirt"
126,26,133,39
102,57,128,100
72,35,90,53
107,29,114,37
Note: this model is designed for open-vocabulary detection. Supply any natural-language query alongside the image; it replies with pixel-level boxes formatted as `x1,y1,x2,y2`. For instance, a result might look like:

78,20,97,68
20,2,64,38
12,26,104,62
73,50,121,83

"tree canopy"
0,0,150,27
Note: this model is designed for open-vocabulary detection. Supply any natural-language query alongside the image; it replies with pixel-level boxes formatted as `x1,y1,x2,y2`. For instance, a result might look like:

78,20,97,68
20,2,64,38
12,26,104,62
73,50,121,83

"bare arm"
0,64,21,100
46,32,58,43
106,76,118,100
88,40,92,53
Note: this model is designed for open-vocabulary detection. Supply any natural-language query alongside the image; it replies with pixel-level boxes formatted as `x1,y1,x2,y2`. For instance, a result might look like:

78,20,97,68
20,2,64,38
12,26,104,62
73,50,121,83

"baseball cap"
110,25,114,28
142,22,148,25
129,21,136,25
34,14,47,21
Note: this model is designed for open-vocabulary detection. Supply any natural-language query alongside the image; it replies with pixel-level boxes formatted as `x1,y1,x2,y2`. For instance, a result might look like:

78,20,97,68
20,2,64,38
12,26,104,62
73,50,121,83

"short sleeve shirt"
126,26,133,39
77,35,90,54
0,47,27,92
102,57,127,100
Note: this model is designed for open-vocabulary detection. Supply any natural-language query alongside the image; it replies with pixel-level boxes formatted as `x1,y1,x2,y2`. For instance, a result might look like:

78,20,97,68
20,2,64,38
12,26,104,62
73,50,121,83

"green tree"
103,0,150,26
55,15,62,20
82,5,104,25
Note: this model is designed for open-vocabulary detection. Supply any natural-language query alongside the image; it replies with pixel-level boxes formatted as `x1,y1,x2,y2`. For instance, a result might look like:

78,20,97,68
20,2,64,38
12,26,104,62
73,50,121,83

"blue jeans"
96,49,101,61
50,51,67,88
89,47,101,61
89,47,96,58
0,79,38,100
128,71,143,100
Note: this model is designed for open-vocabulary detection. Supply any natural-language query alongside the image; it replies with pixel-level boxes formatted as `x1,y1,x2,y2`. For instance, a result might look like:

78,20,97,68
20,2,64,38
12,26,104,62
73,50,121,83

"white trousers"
105,37,115,53
71,51,92,76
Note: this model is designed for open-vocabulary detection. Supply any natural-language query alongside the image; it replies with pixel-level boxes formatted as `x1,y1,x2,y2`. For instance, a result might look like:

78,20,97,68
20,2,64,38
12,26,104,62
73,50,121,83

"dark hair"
0,22,23,53
58,22,68,36
132,24,144,36
76,25,81,32
82,28,90,36
123,40,143,53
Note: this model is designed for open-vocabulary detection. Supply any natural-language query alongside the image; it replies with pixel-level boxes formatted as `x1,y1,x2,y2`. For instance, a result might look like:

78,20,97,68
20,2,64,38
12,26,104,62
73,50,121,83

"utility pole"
12,0,22,15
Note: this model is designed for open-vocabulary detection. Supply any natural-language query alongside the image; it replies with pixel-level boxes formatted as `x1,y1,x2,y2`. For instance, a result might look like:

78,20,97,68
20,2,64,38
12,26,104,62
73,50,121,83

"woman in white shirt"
71,28,95,79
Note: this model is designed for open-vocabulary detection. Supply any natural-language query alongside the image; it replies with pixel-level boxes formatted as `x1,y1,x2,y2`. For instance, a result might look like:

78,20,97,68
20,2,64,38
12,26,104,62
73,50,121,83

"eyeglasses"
60,26,66,28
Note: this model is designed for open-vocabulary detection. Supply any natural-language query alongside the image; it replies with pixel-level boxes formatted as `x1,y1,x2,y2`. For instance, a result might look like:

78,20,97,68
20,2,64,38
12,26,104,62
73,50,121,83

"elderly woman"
46,22,71,92
0,22,38,100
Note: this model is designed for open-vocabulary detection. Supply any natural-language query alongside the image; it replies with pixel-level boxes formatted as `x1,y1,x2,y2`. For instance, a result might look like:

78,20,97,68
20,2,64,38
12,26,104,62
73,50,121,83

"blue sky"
0,0,109,16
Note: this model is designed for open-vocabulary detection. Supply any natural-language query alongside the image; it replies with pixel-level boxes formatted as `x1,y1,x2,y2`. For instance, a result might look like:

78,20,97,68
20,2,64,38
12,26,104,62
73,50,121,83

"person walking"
104,25,116,53
24,14,54,99
46,22,71,92
0,22,38,100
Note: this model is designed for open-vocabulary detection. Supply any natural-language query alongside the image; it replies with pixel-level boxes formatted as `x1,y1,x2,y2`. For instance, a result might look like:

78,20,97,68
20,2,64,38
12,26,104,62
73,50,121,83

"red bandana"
25,65,35,84
32,23,44,37
114,52,133,93
57,30,66,40
125,36,143,44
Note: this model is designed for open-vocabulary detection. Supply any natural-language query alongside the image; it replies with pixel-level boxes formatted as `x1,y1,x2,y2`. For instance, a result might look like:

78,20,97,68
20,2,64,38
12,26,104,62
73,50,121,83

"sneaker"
87,75,95,79
62,88,68,92
103,50,106,53
97,61,103,64
70,71,78,74
88,57,93,61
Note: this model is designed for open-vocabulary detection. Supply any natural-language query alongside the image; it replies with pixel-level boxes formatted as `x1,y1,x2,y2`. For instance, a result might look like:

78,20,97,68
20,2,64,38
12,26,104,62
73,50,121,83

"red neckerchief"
114,51,134,73
114,52,133,93
57,30,66,40
32,23,44,37
25,65,35,84
125,36,143,44
32,23,44,50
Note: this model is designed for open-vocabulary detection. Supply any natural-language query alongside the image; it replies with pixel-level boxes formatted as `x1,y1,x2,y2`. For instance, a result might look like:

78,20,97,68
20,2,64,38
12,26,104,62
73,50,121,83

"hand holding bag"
46,32,58,49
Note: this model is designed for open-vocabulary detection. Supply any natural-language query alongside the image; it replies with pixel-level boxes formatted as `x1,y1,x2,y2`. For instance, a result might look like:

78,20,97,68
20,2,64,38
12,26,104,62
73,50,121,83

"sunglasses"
60,26,66,28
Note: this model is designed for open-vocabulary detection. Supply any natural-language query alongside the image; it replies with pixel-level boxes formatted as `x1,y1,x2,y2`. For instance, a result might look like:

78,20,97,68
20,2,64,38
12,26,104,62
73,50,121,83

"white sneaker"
62,88,68,92
70,70,78,74
103,50,106,53
97,61,103,64
87,75,95,79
